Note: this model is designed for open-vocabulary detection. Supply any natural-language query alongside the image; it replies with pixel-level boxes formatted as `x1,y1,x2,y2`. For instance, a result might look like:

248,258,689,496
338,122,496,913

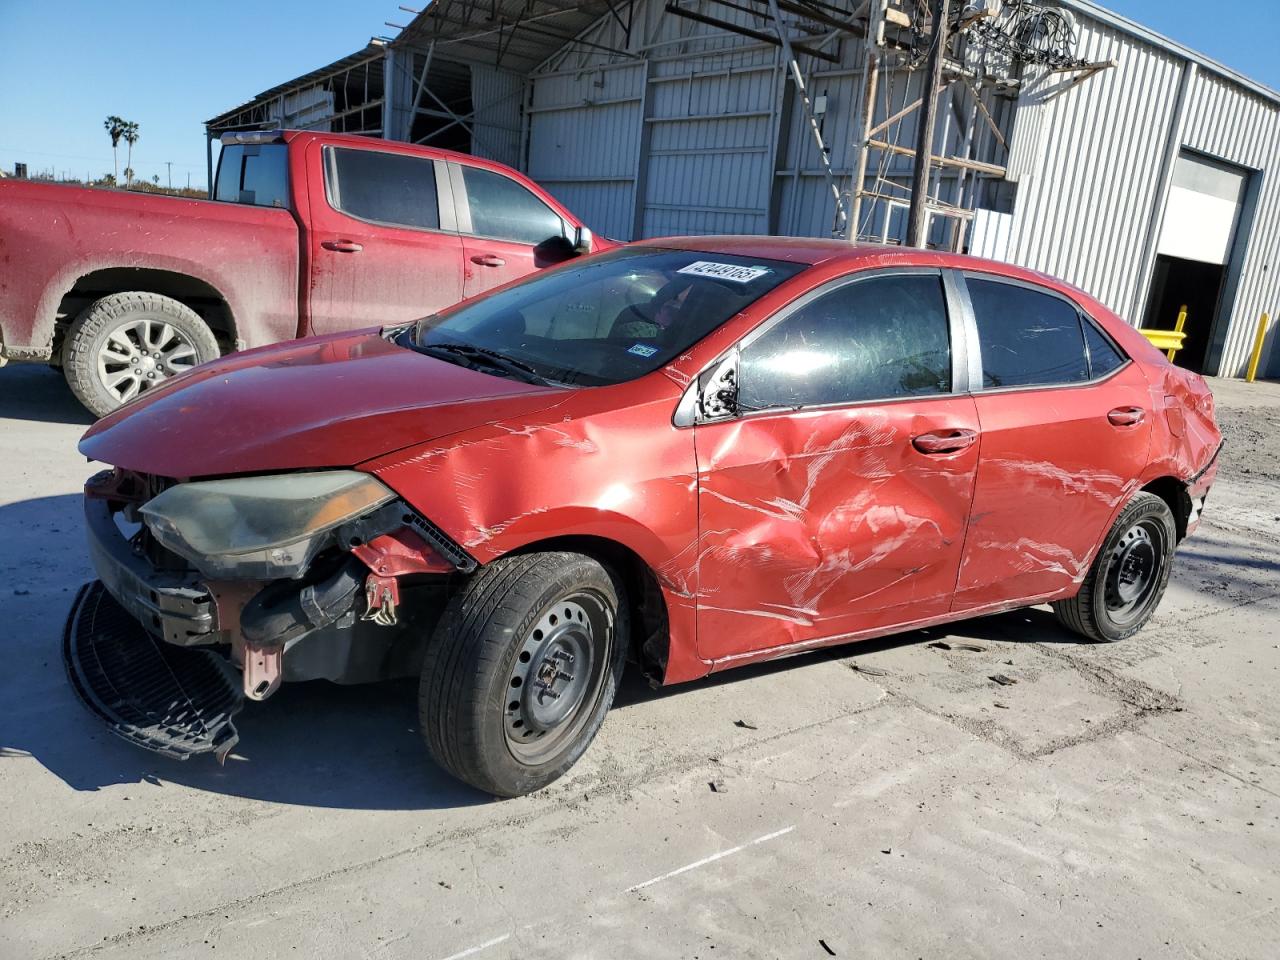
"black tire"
63,291,220,418
1053,492,1176,642
419,552,627,797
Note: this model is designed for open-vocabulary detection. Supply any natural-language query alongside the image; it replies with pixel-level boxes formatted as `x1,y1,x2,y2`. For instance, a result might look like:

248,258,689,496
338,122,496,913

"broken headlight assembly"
139,471,397,579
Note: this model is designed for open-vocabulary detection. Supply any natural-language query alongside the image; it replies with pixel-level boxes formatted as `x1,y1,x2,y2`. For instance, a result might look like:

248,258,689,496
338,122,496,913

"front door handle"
470,254,507,267
1107,406,1146,426
321,239,364,253
912,429,978,455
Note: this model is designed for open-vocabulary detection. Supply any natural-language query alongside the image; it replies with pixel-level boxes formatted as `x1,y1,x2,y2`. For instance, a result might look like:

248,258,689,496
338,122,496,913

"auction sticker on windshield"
677,261,771,283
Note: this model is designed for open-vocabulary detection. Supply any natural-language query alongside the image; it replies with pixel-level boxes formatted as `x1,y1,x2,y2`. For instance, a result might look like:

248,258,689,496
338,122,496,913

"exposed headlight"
140,471,396,579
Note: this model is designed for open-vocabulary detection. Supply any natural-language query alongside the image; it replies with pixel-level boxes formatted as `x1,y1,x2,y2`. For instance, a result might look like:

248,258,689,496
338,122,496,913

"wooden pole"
906,0,949,247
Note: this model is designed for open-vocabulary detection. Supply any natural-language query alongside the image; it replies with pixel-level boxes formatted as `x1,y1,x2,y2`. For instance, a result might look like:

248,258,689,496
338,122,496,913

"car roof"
629,235,1089,293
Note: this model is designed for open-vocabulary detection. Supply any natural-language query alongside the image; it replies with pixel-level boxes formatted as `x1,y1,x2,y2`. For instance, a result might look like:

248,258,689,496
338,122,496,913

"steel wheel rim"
96,317,200,403
504,591,610,764
1104,519,1164,625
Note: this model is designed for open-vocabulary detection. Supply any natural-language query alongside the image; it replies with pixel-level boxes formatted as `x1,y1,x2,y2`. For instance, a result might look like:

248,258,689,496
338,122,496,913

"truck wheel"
1052,492,1176,642
63,292,220,418
419,552,627,797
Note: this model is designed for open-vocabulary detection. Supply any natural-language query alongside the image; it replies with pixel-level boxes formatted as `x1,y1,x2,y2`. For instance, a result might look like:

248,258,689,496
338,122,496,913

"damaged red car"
67,237,1222,797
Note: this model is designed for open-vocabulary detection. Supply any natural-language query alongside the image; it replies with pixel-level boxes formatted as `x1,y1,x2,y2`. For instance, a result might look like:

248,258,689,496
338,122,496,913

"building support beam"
906,0,950,247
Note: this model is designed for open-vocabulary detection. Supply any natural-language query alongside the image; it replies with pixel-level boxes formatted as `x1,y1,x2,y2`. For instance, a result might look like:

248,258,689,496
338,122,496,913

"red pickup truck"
0,130,604,416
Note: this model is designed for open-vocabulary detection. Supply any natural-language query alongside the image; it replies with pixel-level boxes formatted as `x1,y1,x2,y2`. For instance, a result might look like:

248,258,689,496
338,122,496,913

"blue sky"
1,1,1277,190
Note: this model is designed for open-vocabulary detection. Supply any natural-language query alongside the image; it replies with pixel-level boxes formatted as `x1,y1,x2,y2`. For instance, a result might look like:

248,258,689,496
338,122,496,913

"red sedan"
70,237,1221,797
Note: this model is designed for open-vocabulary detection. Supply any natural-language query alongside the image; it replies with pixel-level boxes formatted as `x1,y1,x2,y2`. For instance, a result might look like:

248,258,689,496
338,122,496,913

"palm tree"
122,121,140,186
103,116,125,183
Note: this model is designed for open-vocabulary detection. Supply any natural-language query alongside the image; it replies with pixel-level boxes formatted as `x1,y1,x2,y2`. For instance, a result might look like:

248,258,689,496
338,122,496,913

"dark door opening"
407,58,473,155
1140,254,1225,373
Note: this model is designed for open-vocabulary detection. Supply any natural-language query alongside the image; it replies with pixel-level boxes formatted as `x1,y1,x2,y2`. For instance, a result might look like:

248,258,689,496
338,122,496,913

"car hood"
80,330,566,478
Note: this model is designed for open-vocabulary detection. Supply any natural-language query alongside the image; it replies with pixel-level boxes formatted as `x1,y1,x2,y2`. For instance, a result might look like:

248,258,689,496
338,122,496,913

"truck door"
450,162,579,299
304,142,464,336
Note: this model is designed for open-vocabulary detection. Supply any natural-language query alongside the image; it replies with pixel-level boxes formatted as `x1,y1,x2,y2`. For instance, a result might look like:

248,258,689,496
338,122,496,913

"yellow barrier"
1246,312,1270,383
1167,304,1188,362
1140,328,1187,352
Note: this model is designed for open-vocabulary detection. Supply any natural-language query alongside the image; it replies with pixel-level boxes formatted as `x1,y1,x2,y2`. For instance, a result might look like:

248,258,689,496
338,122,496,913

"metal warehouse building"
207,0,1280,378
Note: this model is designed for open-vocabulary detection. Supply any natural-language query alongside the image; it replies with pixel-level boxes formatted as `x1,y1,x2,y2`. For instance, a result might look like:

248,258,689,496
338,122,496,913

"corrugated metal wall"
1000,21,1184,324
1181,72,1280,376
527,62,646,239
470,65,525,169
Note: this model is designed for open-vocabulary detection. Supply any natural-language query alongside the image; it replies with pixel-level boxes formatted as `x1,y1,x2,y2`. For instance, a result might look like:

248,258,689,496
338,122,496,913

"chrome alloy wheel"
504,593,611,763
96,318,200,404
1103,518,1165,626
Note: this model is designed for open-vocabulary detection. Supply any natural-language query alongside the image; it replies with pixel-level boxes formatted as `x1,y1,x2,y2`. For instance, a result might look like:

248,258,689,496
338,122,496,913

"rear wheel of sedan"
1053,492,1176,642
419,552,627,797
63,292,220,418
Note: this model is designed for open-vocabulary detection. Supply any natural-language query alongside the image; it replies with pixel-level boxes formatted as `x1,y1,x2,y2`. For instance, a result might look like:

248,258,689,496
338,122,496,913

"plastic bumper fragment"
63,581,244,761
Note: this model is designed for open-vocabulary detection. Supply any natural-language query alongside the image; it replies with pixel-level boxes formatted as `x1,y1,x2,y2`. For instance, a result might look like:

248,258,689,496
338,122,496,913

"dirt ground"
1,365,1277,960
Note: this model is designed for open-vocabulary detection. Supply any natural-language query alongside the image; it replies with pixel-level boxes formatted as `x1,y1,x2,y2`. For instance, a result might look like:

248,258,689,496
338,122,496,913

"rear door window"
328,147,441,230
461,166,566,245
739,273,952,411
967,278,1089,388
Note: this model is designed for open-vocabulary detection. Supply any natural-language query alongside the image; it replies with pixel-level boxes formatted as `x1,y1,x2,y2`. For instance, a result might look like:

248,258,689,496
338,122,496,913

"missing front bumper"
63,581,244,761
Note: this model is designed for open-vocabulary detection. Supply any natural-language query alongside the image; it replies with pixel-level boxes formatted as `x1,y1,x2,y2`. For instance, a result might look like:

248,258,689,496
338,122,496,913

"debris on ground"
989,674,1018,686
819,939,836,956
733,719,758,730
709,779,727,793
993,702,1010,709
849,663,889,677
928,640,988,652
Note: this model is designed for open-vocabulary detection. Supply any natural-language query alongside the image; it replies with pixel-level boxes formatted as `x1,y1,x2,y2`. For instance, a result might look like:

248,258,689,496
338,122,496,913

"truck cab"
0,129,603,417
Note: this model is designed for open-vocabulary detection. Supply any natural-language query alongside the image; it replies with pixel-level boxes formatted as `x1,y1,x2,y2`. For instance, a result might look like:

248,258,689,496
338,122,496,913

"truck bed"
0,180,301,359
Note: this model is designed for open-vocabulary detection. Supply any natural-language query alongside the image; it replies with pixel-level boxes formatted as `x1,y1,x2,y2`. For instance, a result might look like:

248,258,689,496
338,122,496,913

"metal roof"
390,0,639,74
1061,0,1280,106
205,40,388,128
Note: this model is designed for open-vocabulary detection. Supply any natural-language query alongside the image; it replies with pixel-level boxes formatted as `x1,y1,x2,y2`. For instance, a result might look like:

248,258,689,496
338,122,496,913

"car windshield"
405,248,806,386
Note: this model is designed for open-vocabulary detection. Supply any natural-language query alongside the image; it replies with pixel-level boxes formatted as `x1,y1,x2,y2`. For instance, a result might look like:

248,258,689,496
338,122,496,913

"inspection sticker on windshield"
677,261,771,283
627,343,659,358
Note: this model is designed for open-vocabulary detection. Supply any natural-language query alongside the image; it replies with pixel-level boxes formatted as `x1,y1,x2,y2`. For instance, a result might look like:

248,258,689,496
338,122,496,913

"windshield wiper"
420,342,556,386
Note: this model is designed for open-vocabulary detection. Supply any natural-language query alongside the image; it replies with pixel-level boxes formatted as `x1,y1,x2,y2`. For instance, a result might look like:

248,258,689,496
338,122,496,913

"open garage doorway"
1142,256,1225,373
1141,151,1250,373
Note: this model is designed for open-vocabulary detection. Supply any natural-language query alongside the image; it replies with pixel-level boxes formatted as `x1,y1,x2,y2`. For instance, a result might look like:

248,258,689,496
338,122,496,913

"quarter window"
461,166,566,245
1082,318,1127,378
329,148,440,230
738,274,952,411
967,278,1089,388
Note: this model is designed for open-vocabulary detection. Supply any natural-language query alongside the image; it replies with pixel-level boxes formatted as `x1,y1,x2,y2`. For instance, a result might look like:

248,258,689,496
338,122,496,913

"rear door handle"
1107,406,1146,426
470,254,506,267
321,239,363,253
912,429,978,455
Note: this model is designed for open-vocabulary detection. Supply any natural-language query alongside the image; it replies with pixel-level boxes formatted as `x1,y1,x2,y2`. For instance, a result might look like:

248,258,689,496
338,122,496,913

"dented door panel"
953,362,1153,610
693,397,981,664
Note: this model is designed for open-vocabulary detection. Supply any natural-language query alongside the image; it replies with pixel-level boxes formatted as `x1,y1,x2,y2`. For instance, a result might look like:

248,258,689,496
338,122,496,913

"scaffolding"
663,0,1109,247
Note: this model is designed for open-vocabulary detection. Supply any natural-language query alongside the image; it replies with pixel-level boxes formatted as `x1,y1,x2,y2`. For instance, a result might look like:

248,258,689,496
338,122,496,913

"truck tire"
63,292,220,418
419,552,628,798
1052,492,1176,642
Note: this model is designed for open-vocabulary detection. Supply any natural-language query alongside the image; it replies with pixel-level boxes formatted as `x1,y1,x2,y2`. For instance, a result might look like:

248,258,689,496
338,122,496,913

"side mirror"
699,351,739,421
573,225,593,254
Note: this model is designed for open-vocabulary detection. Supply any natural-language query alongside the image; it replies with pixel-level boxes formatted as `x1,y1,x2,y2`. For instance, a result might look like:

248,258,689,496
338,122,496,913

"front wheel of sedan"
419,552,627,797
1053,491,1176,643
63,292,220,418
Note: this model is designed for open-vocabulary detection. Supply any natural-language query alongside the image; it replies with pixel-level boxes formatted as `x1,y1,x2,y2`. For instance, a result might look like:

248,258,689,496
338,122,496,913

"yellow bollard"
1245,312,1270,383
1167,304,1188,362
